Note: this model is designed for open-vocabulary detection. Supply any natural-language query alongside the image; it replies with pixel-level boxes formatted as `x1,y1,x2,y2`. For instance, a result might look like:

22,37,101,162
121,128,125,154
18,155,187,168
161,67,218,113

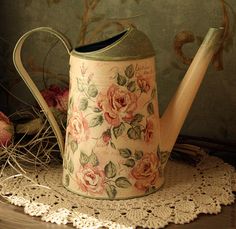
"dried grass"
0,108,61,178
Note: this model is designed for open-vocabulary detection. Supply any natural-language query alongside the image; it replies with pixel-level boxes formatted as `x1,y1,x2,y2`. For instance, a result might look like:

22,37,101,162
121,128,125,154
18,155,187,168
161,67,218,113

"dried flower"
0,111,14,146
56,90,69,113
41,85,69,125
41,85,69,112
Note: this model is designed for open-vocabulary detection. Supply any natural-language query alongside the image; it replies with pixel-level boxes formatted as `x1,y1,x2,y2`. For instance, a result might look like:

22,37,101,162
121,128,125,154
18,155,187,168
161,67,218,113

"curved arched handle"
13,27,73,156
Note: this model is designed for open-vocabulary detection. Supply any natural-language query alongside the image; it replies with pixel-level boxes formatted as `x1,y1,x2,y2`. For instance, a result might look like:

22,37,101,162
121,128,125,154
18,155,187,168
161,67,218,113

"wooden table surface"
0,197,235,229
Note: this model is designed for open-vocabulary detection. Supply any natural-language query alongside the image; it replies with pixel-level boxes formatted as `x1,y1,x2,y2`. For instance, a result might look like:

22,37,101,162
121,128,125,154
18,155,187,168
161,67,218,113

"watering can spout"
159,27,224,153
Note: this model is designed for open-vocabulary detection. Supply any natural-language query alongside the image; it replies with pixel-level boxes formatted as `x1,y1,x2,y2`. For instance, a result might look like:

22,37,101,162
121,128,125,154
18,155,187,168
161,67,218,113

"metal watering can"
13,26,223,199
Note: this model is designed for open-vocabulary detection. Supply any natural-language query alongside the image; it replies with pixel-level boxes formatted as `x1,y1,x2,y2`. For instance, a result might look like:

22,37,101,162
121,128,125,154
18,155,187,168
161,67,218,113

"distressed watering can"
13,26,223,200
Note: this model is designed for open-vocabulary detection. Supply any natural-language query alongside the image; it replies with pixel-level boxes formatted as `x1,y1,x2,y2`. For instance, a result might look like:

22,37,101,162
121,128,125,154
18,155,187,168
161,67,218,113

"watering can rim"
70,26,156,61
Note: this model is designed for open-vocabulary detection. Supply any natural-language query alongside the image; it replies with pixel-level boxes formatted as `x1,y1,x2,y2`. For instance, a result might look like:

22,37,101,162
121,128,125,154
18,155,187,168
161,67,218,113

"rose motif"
137,76,150,93
41,85,69,126
97,84,137,126
0,112,14,147
131,152,159,191
96,129,111,147
144,119,154,143
76,164,105,194
68,111,89,143
102,129,111,145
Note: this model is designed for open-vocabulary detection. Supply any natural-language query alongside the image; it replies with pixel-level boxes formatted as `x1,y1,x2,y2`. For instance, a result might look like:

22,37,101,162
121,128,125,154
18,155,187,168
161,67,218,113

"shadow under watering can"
13,26,223,200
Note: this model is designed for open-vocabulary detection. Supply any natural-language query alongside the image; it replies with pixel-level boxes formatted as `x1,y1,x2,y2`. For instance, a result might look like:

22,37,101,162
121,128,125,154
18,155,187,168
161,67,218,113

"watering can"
13,26,223,199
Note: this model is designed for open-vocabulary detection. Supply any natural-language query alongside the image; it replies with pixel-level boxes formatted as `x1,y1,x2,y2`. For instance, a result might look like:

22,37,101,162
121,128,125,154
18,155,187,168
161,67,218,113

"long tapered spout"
160,27,224,153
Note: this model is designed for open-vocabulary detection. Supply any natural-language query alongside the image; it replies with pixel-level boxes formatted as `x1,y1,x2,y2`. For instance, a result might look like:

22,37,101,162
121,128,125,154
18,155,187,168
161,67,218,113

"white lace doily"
0,155,235,229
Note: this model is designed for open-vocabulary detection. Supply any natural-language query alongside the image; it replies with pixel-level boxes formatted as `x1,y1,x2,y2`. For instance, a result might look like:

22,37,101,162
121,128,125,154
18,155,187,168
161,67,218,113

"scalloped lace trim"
0,155,235,229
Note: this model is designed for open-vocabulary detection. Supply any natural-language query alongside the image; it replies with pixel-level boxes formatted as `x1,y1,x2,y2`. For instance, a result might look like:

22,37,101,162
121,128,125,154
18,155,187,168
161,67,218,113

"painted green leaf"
151,88,157,99
157,145,161,159
70,140,78,153
110,141,116,149
93,107,102,113
127,126,142,140
68,159,74,173
79,98,88,111
89,151,99,167
147,102,154,115
157,142,170,165
134,150,143,160
117,73,127,86
161,151,170,165
123,159,135,167
115,177,132,188
80,151,89,166
125,64,134,78
127,81,136,92
69,97,73,107
105,161,116,178
77,79,84,92
89,115,103,127
87,84,98,97
145,186,157,194
64,174,70,187
113,122,125,138
119,148,132,158
131,114,144,126
105,184,117,199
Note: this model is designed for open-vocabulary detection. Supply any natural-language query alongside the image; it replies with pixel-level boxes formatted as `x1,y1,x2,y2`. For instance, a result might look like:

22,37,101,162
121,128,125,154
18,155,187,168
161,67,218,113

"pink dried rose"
56,89,69,112
41,85,69,113
131,152,159,191
97,84,137,126
0,112,14,147
76,164,105,194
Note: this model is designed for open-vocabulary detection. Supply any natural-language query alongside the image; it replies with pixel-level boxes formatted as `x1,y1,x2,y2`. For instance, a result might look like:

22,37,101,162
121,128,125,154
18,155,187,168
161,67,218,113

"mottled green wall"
0,0,235,143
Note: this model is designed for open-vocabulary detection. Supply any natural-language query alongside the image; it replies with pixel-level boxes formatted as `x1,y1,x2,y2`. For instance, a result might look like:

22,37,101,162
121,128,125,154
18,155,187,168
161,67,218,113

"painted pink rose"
144,119,154,143
131,152,159,191
68,111,89,143
76,164,105,194
137,76,150,93
97,84,137,126
96,129,111,147
102,129,111,145
0,112,13,147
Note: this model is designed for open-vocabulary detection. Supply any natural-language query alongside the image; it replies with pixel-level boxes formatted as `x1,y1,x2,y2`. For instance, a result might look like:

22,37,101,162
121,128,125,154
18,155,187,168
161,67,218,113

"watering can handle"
13,27,73,156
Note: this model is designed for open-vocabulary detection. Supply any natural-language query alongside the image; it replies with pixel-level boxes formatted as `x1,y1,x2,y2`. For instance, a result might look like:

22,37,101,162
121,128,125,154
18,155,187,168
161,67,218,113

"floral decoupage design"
63,57,165,199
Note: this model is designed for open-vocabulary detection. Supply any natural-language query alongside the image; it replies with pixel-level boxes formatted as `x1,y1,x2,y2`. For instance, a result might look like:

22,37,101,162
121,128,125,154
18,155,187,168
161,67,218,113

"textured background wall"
0,0,235,144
